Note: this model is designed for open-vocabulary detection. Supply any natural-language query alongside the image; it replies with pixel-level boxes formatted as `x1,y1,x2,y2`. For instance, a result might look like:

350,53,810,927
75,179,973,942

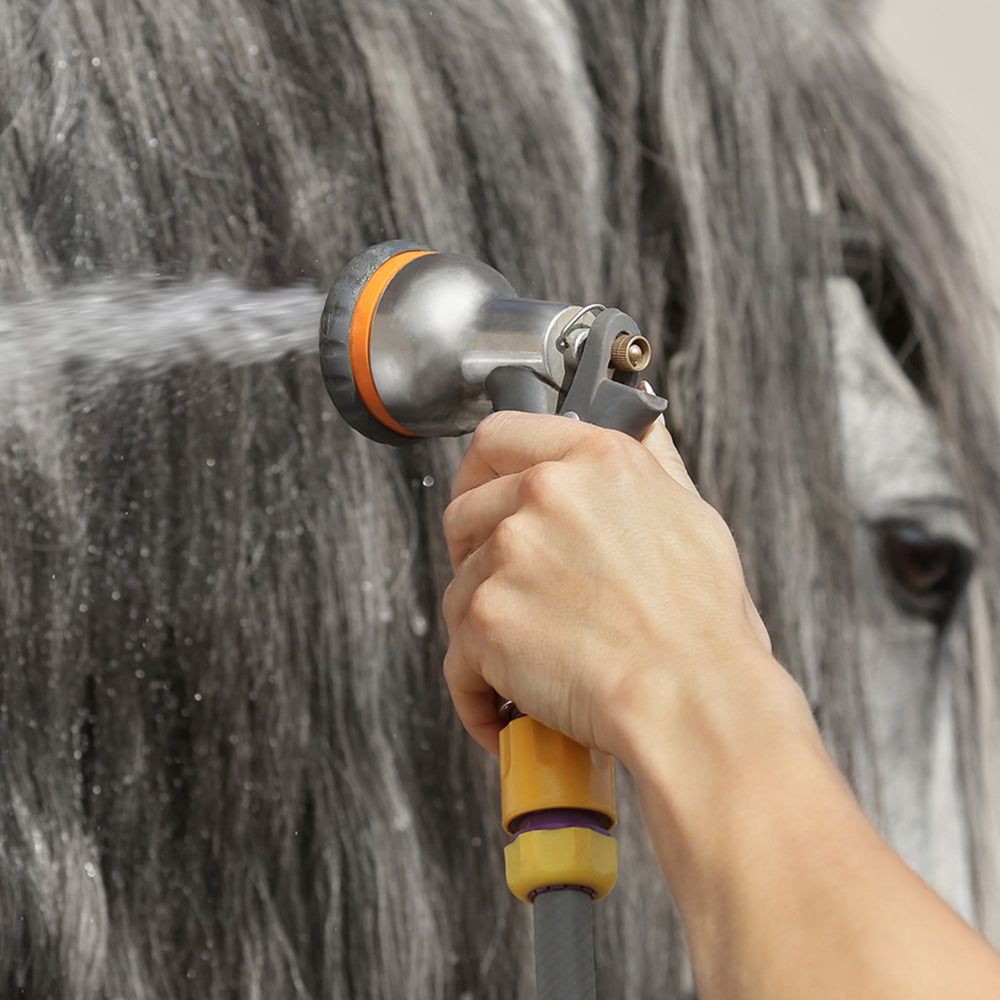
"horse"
2,0,999,996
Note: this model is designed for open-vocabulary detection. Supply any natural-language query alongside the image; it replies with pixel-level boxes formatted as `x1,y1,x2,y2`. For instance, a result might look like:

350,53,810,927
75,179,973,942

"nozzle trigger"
558,310,667,439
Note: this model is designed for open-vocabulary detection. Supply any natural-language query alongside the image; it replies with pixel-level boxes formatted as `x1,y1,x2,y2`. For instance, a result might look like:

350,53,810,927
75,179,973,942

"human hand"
442,411,1000,1000
440,408,778,765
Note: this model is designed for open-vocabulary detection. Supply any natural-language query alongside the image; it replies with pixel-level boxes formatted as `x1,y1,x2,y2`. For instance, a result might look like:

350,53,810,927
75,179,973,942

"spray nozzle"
319,241,666,443
319,242,662,974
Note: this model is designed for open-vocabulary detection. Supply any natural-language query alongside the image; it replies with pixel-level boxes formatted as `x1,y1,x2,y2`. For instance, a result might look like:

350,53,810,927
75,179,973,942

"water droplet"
205,457,216,468
110,591,121,601
410,612,429,637
84,862,98,879
193,692,203,702
421,475,435,488
91,56,102,68
148,137,159,148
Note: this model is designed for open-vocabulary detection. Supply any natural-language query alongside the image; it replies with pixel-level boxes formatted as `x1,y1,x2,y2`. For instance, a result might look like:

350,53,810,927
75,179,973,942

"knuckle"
466,581,506,643
441,640,465,687
466,583,492,626
570,423,628,467
441,496,463,542
444,576,506,647
489,515,524,563
519,461,562,509
471,410,510,450
441,579,461,633
584,428,623,464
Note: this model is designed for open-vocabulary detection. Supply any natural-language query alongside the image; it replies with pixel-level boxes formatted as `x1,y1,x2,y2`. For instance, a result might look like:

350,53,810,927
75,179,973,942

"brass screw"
610,333,652,372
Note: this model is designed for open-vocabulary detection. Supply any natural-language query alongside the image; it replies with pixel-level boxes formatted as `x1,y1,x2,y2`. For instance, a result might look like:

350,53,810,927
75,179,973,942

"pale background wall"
874,1,1000,308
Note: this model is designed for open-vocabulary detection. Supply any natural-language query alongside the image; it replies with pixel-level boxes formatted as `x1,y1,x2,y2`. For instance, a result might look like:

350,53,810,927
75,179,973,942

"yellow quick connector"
499,716,618,903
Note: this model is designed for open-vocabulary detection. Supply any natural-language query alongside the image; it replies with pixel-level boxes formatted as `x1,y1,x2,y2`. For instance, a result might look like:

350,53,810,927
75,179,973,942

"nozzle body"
367,255,575,436
321,242,577,441
319,241,666,443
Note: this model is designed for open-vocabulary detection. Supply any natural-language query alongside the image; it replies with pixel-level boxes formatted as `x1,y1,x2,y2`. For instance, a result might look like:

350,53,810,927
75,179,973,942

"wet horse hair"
2,0,1000,996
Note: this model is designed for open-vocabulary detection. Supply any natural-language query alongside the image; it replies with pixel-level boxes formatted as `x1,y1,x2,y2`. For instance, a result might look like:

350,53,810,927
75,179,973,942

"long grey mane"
2,1,999,996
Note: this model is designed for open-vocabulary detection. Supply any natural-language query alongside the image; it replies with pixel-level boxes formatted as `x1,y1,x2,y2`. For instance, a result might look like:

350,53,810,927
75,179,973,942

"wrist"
609,645,882,997
598,643,1000,1000
606,642,831,900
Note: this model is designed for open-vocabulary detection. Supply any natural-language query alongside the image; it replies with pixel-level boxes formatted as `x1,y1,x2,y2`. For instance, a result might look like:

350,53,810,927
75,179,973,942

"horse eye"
875,520,975,625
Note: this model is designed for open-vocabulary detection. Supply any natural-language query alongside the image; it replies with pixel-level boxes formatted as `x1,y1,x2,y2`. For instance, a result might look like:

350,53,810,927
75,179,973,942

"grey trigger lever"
484,308,668,440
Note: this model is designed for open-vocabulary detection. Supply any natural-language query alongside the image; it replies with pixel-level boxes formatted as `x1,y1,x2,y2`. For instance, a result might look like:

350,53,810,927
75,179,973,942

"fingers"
441,533,490,638
453,397,699,506
641,416,700,496
450,411,592,500
637,381,699,495
442,639,503,756
441,541,515,756
440,397,707,759
443,472,523,571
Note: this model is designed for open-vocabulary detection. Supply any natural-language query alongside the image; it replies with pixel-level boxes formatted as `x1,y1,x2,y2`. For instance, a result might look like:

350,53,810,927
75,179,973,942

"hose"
532,888,597,1000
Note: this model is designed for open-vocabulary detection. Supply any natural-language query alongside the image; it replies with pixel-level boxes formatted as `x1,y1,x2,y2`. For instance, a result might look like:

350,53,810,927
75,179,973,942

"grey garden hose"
533,888,598,1000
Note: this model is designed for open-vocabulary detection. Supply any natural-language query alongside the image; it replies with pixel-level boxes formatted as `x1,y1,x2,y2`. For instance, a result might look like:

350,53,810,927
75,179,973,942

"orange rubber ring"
349,249,434,437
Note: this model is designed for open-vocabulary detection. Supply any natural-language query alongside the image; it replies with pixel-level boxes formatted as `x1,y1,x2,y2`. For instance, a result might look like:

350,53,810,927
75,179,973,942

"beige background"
874,1,1000,306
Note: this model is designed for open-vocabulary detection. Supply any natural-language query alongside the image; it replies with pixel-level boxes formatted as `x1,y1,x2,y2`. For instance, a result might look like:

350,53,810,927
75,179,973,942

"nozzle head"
320,241,533,442
320,242,665,443
319,240,431,445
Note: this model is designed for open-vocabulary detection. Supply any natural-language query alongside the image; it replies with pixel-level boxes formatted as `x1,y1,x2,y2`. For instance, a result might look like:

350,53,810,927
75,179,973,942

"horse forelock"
0,0,605,300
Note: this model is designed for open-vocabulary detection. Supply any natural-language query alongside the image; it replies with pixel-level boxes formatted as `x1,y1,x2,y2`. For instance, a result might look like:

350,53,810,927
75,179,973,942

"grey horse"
1,0,999,996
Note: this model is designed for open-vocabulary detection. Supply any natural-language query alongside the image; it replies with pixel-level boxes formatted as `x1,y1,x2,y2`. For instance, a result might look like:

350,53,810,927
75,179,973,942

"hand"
441,410,1000,1000
441,408,775,763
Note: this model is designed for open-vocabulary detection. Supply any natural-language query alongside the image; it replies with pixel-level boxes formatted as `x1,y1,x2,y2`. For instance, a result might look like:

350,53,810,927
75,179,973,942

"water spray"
319,241,667,998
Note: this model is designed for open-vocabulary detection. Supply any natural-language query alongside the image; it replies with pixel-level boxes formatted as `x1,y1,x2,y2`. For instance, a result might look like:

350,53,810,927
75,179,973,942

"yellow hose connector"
504,825,618,903
499,715,618,902
500,716,616,833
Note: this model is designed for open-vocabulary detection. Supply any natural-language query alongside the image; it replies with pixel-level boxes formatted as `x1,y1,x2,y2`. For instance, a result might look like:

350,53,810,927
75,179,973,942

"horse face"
832,277,977,917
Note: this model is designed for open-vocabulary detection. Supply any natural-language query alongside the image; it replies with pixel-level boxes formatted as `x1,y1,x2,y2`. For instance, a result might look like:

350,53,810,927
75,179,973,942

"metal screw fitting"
610,333,652,372
499,699,525,724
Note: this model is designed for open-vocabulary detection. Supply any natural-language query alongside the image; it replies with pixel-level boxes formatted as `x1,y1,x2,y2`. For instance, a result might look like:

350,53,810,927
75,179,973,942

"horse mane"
2,1,999,995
